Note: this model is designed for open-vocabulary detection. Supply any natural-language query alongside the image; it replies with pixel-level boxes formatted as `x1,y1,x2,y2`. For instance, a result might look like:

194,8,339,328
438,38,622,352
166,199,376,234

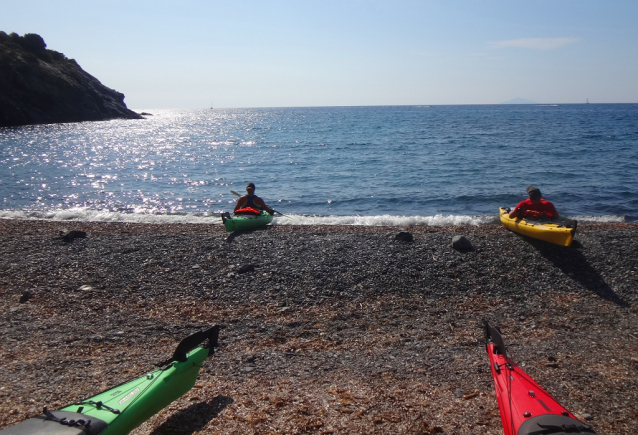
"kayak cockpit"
518,414,596,435
0,409,108,435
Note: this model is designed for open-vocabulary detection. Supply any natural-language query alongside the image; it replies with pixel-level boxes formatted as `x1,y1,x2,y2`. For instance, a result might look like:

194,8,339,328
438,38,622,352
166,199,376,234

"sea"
1,104,637,226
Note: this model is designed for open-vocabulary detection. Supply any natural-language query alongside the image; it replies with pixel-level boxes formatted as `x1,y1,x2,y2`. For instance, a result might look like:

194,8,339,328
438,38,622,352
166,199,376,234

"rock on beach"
0,219,636,434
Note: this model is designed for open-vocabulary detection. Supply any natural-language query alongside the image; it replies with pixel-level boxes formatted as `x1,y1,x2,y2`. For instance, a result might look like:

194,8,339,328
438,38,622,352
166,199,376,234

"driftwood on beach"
0,220,636,434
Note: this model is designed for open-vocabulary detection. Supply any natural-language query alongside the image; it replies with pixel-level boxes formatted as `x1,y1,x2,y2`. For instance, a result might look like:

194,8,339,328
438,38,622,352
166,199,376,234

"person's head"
246,182,256,194
526,185,542,201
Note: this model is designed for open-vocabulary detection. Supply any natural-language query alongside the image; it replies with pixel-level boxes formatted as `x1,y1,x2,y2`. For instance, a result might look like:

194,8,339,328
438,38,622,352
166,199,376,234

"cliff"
0,32,142,127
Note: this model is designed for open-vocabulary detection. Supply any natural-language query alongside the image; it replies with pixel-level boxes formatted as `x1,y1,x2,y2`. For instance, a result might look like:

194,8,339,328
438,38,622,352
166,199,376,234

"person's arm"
548,203,559,220
234,196,247,212
509,207,521,219
254,197,275,215
509,200,525,219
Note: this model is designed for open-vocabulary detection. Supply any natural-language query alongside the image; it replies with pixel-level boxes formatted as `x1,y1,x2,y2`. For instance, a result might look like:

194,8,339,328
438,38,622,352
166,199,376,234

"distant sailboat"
586,98,590,104
210,101,214,110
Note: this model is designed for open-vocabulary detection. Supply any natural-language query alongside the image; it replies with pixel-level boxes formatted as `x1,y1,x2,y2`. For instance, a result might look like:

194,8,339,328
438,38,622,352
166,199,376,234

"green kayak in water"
1,325,220,435
222,210,273,232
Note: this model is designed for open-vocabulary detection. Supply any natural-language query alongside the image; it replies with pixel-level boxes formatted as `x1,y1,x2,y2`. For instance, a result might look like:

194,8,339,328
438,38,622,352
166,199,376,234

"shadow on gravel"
225,226,271,243
149,395,234,435
525,237,630,308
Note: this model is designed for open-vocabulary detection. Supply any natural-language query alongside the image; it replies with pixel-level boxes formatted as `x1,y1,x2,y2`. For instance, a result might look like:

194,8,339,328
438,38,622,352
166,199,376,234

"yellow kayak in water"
499,207,576,246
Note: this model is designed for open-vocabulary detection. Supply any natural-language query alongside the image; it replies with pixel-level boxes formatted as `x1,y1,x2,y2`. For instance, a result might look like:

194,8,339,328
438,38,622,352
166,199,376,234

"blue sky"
3,0,637,109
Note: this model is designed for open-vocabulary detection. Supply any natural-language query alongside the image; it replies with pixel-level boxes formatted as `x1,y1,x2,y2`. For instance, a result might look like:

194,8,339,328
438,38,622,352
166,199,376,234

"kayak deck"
222,210,273,232
1,326,220,435
485,322,596,435
499,207,576,246
61,348,210,435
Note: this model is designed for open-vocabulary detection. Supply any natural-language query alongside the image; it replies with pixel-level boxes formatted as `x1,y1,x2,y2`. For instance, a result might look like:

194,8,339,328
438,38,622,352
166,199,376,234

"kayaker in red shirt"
234,182,275,215
509,186,560,220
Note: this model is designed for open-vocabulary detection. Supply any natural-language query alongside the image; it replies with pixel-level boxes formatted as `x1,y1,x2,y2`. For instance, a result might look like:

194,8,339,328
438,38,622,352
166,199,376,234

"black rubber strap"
42,407,93,428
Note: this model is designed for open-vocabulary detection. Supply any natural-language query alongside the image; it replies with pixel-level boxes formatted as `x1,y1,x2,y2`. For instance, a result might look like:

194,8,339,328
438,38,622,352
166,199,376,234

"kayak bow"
222,210,273,232
1,325,220,435
499,207,576,247
484,322,595,435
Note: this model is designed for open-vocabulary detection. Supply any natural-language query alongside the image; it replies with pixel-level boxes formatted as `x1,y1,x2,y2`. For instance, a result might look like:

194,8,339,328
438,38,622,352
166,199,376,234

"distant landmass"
501,97,538,104
0,31,142,127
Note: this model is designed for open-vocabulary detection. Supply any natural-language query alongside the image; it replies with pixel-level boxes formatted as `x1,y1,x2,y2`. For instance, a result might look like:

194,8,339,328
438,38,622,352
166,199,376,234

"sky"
2,0,637,109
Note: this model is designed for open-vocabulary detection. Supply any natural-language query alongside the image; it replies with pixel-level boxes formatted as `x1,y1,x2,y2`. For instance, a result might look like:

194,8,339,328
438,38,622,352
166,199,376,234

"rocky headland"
0,32,142,127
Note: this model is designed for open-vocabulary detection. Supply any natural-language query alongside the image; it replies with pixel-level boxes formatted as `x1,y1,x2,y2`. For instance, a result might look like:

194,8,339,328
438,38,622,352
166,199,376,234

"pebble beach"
0,219,636,434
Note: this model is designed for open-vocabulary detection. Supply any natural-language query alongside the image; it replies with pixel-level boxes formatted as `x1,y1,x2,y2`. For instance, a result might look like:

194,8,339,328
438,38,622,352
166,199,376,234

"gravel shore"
0,219,636,434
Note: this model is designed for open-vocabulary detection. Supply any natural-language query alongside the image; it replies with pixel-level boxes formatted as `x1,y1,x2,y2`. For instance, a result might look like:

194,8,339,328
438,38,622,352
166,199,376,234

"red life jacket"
522,209,547,218
515,198,557,219
234,207,261,215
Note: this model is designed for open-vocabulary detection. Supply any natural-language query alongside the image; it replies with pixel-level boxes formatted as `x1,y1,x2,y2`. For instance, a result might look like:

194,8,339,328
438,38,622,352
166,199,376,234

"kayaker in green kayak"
233,182,275,215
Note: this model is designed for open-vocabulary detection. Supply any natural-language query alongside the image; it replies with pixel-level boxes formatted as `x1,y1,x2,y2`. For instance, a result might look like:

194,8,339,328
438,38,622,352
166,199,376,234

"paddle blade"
485,321,507,358
157,325,221,366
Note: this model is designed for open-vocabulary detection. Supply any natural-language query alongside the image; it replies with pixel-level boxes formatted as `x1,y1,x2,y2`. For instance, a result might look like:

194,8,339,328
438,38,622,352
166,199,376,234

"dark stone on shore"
237,264,256,274
0,31,143,127
451,235,473,252
59,230,87,242
395,231,414,242
19,291,31,303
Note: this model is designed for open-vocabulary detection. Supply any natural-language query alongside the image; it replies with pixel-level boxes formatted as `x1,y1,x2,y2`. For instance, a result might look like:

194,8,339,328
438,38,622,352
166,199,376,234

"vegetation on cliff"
0,31,142,127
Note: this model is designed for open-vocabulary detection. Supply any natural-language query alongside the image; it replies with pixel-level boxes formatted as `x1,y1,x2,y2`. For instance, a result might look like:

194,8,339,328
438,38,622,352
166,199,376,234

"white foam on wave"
0,208,221,224
0,209,629,225
570,215,626,223
0,209,501,226
273,214,499,226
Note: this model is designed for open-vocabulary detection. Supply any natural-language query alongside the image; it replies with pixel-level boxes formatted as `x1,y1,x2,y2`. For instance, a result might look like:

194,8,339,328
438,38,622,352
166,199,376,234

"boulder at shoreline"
0,31,142,127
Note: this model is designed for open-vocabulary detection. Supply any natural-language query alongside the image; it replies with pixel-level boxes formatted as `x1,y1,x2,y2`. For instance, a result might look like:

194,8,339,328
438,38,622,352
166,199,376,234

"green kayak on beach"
1,326,220,435
222,210,273,232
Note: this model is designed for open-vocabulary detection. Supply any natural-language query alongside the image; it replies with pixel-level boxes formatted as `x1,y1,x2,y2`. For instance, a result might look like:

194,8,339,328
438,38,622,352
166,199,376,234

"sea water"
1,104,637,226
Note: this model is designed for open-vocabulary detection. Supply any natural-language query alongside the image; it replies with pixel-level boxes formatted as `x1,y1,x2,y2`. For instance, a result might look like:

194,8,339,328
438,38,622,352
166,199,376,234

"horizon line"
132,102,636,111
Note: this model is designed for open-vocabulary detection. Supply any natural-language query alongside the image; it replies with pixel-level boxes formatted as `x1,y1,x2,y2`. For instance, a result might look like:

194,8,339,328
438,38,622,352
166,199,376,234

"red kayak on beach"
484,322,596,435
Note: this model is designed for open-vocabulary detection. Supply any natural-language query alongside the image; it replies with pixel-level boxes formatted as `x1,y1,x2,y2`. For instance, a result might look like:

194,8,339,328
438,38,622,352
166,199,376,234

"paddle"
229,190,284,216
